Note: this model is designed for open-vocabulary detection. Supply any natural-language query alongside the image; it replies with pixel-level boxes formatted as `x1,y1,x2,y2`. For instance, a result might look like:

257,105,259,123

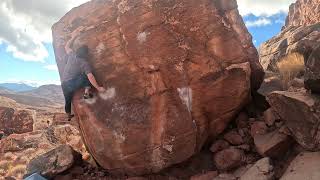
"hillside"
20,84,64,104
0,83,36,92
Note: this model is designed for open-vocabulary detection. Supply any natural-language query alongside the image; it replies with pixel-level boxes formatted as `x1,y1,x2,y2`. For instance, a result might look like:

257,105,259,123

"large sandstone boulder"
267,91,320,151
305,45,320,93
0,107,33,136
52,0,262,175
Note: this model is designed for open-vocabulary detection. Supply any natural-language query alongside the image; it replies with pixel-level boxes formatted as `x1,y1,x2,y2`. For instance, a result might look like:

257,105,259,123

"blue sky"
0,0,295,87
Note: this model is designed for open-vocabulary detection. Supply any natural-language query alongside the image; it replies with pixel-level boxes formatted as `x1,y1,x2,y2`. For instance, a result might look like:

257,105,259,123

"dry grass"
276,52,305,89
0,160,11,171
6,164,26,179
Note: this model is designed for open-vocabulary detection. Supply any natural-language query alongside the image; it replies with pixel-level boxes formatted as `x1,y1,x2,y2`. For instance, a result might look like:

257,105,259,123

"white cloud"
238,0,296,16
245,18,272,27
44,64,58,71
0,0,90,62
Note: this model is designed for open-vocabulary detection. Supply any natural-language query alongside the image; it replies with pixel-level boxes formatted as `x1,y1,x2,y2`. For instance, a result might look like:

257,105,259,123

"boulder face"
305,45,320,93
52,0,262,175
284,0,320,28
267,91,320,151
0,107,33,135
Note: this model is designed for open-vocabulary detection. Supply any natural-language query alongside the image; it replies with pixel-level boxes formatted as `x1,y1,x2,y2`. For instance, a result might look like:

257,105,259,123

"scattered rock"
52,0,260,174
213,173,236,180
250,121,268,137
258,75,284,96
240,158,274,180
0,107,33,136
263,108,279,126
305,45,320,93
281,152,320,180
190,171,218,180
210,140,230,153
236,144,251,152
224,130,244,145
213,147,245,171
235,112,249,128
254,130,293,158
267,91,320,151
26,145,78,178
126,177,148,180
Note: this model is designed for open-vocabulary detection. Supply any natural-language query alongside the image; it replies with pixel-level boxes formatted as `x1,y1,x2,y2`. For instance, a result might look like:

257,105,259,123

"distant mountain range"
0,83,64,107
0,83,37,92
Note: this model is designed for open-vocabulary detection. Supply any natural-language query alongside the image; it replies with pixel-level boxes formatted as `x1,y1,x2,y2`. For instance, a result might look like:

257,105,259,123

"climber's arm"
87,73,105,92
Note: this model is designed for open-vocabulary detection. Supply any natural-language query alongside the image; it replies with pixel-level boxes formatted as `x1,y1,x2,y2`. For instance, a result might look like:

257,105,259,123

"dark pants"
62,74,91,114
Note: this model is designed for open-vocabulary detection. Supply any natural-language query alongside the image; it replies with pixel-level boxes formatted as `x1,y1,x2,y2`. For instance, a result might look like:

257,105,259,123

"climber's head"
76,45,89,59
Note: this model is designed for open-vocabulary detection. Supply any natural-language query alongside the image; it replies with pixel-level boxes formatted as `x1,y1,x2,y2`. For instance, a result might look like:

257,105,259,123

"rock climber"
61,44,106,120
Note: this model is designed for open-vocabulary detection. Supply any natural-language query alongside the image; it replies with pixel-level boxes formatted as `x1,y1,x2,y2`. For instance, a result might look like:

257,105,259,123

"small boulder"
210,140,230,153
213,148,245,171
190,171,218,180
213,174,236,180
281,152,320,180
240,158,274,180
224,130,244,145
267,91,320,151
263,109,279,126
26,145,78,178
235,112,249,128
250,121,268,137
254,130,293,158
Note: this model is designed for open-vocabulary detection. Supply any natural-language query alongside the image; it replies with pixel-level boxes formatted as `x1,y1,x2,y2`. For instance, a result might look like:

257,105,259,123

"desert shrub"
276,52,305,89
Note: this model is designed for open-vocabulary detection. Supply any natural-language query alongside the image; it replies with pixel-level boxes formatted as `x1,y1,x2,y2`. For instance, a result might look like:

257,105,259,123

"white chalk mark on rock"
163,144,173,152
177,87,192,112
96,42,105,56
137,31,149,44
99,87,116,100
84,96,97,105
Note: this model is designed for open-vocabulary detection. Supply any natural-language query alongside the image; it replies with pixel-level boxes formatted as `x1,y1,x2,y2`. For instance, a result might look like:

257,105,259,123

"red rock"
213,173,236,180
305,45,320,93
210,140,230,153
254,130,293,158
250,121,268,137
263,108,279,126
190,171,218,180
126,177,148,180
213,148,245,171
235,112,249,129
223,130,244,145
0,107,33,136
52,0,261,175
26,145,77,178
267,91,320,151
284,0,320,28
